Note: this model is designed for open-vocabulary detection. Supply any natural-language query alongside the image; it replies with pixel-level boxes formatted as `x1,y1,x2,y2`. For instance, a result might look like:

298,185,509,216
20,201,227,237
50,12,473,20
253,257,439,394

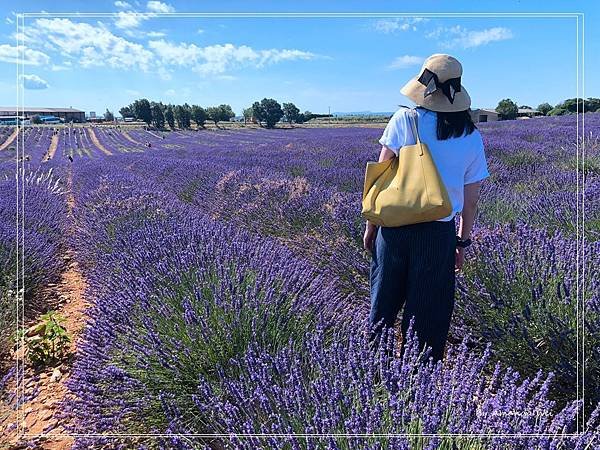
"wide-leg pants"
368,217,456,363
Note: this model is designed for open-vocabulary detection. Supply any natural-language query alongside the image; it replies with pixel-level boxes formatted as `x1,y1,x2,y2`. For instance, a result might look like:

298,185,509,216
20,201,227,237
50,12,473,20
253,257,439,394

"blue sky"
0,1,597,116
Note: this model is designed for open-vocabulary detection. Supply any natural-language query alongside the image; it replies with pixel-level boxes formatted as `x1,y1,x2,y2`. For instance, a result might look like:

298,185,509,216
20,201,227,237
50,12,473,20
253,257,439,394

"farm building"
471,107,543,122
470,108,500,123
0,107,85,123
517,108,543,118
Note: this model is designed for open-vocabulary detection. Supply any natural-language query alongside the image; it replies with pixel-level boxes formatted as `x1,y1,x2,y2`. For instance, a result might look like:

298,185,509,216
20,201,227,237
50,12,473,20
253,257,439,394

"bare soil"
44,135,59,161
121,131,142,145
87,128,112,156
0,128,18,151
1,166,90,450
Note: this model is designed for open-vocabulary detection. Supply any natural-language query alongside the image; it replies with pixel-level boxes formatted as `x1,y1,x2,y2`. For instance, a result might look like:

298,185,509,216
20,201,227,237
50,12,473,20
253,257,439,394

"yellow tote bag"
361,109,452,227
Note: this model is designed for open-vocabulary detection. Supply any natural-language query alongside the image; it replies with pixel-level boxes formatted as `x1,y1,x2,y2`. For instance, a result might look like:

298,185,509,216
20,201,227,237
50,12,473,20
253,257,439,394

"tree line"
119,98,330,129
243,98,329,128
495,97,600,120
119,99,234,129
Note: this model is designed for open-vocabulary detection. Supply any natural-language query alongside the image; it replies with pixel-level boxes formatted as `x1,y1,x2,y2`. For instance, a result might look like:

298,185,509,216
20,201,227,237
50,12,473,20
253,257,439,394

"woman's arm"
455,180,482,270
459,181,482,239
378,144,397,163
364,145,397,252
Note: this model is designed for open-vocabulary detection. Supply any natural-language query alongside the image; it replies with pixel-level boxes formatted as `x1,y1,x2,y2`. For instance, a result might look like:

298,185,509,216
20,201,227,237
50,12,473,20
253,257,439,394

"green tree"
258,98,284,128
174,105,185,129
134,98,152,125
206,107,219,126
151,102,165,129
548,107,568,116
251,101,264,126
119,105,133,118
31,115,42,124
218,104,235,122
559,98,584,113
547,98,600,115
282,102,300,124
104,109,114,122
586,98,600,112
206,104,235,128
181,103,192,129
191,105,207,128
537,103,553,116
165,105,175,129
496,98,518,120
242,107,253,124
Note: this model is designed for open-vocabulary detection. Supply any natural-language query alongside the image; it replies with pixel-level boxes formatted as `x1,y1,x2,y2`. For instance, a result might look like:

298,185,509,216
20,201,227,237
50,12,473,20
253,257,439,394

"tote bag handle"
408,108,423,154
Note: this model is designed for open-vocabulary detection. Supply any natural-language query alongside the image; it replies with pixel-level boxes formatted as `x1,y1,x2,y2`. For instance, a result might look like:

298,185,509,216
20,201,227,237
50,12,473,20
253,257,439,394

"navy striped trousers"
368,217,456,363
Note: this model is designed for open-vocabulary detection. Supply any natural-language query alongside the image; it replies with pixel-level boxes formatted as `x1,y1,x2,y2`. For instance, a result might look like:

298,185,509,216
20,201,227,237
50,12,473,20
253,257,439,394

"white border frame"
13,10,588,445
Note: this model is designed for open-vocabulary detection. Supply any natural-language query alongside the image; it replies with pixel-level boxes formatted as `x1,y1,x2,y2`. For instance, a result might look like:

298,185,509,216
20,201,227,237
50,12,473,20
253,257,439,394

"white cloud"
25,18,153,70
388,55,424,69
113,3,173,29
197,28,205,34
256,49,316,65
0,44,50,65
147,1,175,13
15,18,320,80
164,88,176,96
215,74,236,81
373,18,427,34
20,74,49,89
427,26,513,49
148,39,202,64
148,40,316,74
122,28,166,39
459,27,513,48
114,11,148,29
114,1,132,8
145,30,166,37
157,66,172,80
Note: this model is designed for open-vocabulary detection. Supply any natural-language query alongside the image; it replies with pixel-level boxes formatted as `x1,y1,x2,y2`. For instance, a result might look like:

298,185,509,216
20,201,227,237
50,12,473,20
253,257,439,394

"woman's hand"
363,222,377,254
455,247,465,272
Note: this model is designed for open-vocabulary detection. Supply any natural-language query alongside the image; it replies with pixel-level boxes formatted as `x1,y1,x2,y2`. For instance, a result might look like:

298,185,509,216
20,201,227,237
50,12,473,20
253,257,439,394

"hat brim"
400,76,471,112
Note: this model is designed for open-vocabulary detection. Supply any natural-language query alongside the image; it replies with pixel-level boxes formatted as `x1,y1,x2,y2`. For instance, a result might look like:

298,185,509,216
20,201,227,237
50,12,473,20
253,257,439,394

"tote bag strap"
408,108,422,145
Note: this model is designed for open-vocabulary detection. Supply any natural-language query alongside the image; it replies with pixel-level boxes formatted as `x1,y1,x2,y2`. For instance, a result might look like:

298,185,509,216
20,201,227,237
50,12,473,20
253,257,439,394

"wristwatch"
456,236,472,248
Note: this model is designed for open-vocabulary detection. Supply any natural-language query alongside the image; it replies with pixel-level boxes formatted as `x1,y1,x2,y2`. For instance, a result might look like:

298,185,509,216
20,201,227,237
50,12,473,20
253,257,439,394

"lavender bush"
62,159,352,446
456,222,600,409
0,167,66,364
70,323,599,449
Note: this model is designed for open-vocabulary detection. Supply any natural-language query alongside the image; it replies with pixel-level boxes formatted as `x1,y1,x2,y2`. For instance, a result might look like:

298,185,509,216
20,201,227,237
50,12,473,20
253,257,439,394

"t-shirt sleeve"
464,131,490,184
378,110,408,155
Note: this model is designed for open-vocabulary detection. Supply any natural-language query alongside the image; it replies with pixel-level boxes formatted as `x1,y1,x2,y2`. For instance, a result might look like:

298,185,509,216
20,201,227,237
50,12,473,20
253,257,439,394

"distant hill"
332,111,394,117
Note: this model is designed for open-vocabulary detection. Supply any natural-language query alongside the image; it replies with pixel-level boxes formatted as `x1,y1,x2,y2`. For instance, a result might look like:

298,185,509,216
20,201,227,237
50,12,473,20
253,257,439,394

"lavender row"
0,167,67,365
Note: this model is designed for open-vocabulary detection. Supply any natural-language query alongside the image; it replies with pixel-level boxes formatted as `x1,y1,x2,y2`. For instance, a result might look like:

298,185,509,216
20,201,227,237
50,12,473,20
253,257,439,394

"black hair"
399,105,477,141
434,109,477,140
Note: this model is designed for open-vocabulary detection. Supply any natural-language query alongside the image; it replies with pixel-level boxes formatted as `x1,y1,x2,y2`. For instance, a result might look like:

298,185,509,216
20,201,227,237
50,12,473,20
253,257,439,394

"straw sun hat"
400,53,471,112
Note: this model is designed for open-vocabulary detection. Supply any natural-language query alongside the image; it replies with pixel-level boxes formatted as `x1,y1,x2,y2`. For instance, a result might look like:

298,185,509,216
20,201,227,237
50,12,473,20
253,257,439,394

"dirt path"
44,135,59,161
122,131,142,145
0,128,18,151
87,128,112,156
145,130,163,139
1,166,90,450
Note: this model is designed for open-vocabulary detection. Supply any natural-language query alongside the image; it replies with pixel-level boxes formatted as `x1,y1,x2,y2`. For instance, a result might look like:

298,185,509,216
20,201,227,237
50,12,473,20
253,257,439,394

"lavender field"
1,114,600,448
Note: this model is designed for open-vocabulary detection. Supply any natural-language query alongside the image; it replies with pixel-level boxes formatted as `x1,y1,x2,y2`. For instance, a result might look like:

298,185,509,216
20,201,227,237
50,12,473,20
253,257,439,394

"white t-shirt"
378,106,490,222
